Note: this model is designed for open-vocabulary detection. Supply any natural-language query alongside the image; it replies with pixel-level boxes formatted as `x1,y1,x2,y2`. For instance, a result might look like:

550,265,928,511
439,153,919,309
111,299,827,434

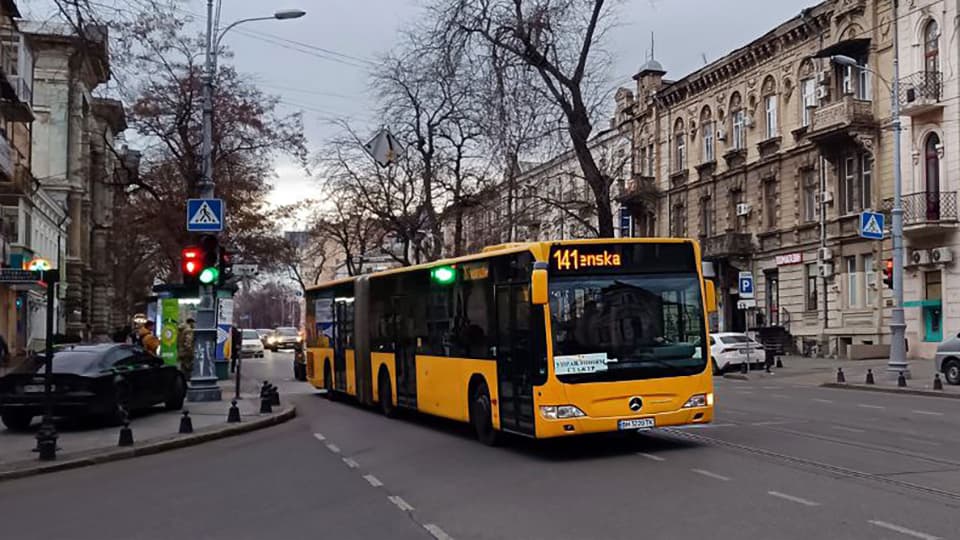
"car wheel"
294,361,307,382
1,411,33,432
944,358,960,386
470,380,499,446
323,361,333,398
378,370,396,418
712,359,722,375
165,374,187,411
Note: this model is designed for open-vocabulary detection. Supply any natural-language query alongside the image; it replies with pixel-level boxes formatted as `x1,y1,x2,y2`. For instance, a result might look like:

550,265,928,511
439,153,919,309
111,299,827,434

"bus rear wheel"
323,361,333,399
470,381,499,446
379,371,396,418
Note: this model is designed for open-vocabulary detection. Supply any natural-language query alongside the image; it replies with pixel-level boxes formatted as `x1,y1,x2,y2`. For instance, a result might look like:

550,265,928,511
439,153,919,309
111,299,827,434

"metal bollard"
118,421,134,447
933,374,943,391
740,361,748,374
897,371,907,388
260,384,273,413
179,410,194,434
775,357,783,369
270,386,280,406
227,399,241,423
35,421,58,461
837,367,846,384
865,369,875,385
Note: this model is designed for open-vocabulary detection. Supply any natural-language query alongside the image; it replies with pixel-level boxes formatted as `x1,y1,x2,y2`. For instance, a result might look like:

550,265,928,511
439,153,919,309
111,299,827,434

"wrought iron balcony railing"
882,191,957,226
899,71,942,110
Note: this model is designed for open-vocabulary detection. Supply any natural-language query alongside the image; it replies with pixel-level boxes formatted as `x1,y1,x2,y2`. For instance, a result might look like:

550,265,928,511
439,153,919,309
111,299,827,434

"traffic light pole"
887,3,909,380
187,0,222,402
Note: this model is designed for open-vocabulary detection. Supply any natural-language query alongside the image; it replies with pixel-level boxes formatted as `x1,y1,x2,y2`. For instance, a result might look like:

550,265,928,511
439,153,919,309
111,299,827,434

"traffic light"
883,259,894,289
198,235,220,285
181,246,202,286
219,246,234,286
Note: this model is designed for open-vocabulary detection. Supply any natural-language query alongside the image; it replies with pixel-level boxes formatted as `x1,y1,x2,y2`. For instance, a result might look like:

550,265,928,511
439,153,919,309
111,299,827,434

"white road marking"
388,495,414,512
812,398,834,404
424,524,454,540
912,410,944,417
767,491,820,507
363,474,383,487
637,452,665,462
832,426,866,434
691,469,730,481
910,439,942,447
868,520,941,540
734,391,753,395
761,386,782,390
325,443,341,454
771,394,790,399
857,404,885,410
342,457,359,469
313,433,325,441
751,420,794,426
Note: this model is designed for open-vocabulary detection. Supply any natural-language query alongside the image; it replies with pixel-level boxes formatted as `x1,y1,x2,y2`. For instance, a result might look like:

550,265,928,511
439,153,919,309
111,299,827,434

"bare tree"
438,0,619,236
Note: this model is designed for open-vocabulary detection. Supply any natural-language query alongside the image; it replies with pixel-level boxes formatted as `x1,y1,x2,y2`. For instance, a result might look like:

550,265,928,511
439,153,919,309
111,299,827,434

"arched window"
924,20,939,74
762,76,778,139
701,106,714,162
925,133,941,220
798,60,816,127
674,117,685,171
730,92,745,150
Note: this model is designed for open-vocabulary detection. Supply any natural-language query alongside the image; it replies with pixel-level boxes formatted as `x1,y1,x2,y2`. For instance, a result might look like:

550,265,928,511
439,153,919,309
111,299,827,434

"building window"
670,203,685,237
861,153,872,209
764,181,777,228
802,170,818,223
619,207,633,238
703,120,715,162
924,20,940,74
639,146,646,175
732,109,746,150
805,263,818,311
646,143,654,175
764,95,778,139
800,78,816,127
841,153,873,214
863,254,877,306
700,197,713,238
675,133,686,171
856,57,871,100
846,256,858,308
730,190,744,232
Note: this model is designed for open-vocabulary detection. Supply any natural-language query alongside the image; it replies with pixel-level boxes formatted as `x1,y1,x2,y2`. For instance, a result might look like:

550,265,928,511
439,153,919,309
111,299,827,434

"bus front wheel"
470,380,499,446
323,361,333,399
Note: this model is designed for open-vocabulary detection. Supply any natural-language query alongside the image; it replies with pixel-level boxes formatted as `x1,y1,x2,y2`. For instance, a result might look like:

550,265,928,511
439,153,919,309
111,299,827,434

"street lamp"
830,25,908,380
190,2,305,402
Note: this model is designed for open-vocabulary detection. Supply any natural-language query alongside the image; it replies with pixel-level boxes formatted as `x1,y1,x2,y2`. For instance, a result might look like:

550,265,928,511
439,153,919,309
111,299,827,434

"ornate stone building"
619,0,897,356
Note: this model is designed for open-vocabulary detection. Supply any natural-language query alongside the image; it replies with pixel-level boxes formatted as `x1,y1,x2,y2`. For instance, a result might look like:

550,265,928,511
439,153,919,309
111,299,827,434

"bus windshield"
548,273,707,382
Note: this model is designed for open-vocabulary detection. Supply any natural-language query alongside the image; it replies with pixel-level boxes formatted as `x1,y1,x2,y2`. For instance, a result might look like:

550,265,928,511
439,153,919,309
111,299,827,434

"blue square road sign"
859,211,884,240
186,199,224,232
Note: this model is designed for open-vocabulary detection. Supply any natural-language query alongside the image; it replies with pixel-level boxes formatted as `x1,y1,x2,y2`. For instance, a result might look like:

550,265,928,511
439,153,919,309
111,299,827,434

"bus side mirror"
704,280,718,313
532,266,549,305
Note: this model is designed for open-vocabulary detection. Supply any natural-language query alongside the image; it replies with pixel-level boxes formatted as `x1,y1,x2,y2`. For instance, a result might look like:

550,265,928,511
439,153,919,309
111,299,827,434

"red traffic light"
182,247,202,277
883,259,894,289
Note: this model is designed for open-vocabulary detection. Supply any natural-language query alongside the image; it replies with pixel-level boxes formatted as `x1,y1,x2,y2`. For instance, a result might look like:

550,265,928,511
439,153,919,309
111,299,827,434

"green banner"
160,298,179,366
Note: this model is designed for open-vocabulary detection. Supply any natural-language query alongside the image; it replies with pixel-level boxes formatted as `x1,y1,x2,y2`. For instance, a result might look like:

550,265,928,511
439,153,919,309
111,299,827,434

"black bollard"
897,371,907,388
740,361,748,374
933,374,943,391
270,386,280,407
865,369,875,385
775,357,783,369
837,367,846,383
118,421,134,447
179,410,194,434
260,392,273,414
228,399,241,423
35,421,58,461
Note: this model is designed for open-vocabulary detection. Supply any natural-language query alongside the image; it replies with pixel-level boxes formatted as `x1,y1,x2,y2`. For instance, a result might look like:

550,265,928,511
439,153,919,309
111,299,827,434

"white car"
709,332,764,373
240,329,265,358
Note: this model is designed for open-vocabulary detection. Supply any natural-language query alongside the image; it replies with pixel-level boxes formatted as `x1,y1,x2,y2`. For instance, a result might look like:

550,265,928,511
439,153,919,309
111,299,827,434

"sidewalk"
0,391,294,481
727,354,960,397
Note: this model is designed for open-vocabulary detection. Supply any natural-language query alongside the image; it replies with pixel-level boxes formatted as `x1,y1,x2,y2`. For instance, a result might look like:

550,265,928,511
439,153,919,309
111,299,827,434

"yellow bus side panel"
345,350,356,396
415,356,499,427
370,352,397,406
307,347,334,390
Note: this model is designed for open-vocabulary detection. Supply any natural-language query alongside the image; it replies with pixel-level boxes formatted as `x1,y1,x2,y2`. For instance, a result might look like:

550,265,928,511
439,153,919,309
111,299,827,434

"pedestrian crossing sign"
859,211,884,240
186,198,224,232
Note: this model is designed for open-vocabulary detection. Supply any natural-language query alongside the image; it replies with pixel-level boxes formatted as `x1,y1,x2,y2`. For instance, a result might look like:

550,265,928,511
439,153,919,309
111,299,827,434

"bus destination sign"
548,243,697,275
552,248,622,271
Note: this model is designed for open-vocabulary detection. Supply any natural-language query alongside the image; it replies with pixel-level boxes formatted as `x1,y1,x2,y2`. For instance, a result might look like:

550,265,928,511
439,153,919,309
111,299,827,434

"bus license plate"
23,384,48,393
619,418,655,430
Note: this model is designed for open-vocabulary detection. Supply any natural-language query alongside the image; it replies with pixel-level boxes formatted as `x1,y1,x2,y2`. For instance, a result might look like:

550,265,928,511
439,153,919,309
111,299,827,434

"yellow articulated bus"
304,238,717,444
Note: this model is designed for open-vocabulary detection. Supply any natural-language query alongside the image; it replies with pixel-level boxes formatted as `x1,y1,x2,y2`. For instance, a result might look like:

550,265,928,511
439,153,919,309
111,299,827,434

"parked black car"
0,344,186,431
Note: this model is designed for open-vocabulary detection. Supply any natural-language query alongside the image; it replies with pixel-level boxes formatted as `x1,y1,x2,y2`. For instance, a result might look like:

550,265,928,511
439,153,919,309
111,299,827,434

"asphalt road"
1,353,958,540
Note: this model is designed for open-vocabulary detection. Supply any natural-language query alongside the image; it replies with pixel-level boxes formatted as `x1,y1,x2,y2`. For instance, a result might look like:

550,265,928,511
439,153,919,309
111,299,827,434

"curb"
722,373,750,381
0,405,296,483
821,383,960,400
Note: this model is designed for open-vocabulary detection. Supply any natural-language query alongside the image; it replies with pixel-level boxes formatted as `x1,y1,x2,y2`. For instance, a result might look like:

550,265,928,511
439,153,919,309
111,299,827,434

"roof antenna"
650,31,655,62
701,53,708,65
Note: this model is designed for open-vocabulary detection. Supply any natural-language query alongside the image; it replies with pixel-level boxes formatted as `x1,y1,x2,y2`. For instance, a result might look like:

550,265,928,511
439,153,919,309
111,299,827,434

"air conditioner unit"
819,262,834,278
930,247,953,264
818,247,833,261
909,248,930,266
736,203,751,216
821,191,833,204
816,71,827,85
816,87,828,100
716,128,726,141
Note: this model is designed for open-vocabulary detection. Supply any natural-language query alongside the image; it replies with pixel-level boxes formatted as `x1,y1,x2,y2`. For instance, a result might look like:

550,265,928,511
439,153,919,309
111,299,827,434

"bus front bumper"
534,406,714,438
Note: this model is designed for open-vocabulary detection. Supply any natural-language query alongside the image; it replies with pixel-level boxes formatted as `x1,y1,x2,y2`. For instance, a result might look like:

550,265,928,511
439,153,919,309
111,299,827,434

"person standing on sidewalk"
0,333,9,369
230,325,242,373
177,318,196,379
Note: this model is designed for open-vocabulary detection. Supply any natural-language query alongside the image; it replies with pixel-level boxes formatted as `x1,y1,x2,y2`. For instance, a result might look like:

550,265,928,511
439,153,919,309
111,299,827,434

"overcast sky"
24,0,817,215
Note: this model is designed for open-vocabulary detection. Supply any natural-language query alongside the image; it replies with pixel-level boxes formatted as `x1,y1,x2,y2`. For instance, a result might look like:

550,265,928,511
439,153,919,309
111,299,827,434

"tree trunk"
568,125,614,237
453,205,465,257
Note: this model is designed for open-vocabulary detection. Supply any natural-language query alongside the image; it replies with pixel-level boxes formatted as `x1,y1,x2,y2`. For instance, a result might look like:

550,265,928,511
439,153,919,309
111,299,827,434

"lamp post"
830,3,907,378
190,2,305,402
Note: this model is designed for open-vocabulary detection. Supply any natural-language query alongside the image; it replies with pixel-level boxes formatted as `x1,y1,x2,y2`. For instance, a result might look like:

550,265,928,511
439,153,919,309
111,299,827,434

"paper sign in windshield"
555,353,611,375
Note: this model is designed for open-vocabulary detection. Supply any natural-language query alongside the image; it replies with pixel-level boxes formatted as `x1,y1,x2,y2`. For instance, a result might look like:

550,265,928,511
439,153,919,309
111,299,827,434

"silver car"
934,335,960,385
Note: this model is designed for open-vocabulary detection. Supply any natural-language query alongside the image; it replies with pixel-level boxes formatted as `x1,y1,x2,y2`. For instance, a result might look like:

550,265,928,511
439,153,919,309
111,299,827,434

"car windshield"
548,273,707,382
243,330,259,339
277,328,298,336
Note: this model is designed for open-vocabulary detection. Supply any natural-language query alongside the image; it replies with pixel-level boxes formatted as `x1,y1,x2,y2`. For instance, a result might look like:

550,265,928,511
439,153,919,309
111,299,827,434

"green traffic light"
430,265,456,285
199,266,220,285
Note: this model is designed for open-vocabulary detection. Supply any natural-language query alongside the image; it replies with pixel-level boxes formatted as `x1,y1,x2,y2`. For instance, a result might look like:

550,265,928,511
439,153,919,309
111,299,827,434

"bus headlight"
539,405,586,419
682,393,712,408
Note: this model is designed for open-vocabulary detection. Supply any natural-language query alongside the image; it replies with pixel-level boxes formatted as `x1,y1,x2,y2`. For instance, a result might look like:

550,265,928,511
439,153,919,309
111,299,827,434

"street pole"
887,0,909,379
188,0,222,402
35,270,59,460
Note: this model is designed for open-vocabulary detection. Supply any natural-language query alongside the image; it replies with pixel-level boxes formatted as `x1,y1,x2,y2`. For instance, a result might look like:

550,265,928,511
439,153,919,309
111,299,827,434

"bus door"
495,283,536,436
332,300,349,393
392,296,418,409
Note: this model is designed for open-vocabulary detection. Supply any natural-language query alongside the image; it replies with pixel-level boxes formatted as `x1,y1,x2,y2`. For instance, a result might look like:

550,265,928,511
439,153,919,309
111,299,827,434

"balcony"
898,71,942,116
881,191,958,236
701,232,753,259
0,135,11,180
618,175,659,206
808,95,875,147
